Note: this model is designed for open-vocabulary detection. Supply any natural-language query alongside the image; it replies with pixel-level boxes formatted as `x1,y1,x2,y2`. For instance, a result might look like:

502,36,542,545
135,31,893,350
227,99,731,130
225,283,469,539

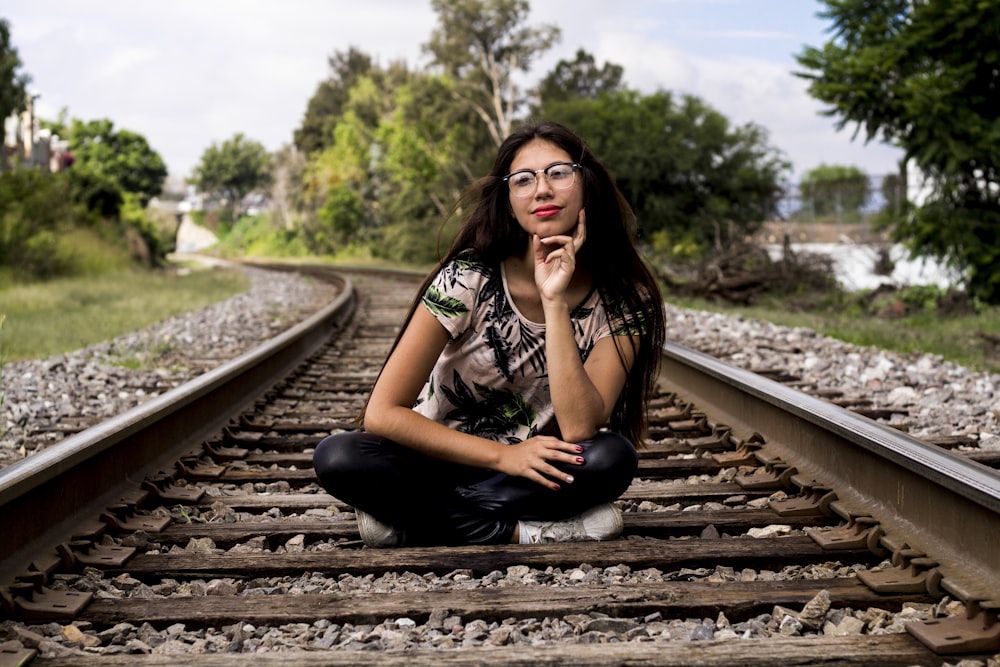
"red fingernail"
576,457,584,463
575,446,584,452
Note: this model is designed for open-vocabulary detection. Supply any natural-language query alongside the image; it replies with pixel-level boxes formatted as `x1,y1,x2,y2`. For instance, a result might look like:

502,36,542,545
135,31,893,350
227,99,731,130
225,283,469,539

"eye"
510,172,535,188
547,165,573,181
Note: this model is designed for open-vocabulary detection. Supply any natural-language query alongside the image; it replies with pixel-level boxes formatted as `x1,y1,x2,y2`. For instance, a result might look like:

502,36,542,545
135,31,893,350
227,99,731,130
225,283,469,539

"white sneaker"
356,510,403,547
521,503,623,543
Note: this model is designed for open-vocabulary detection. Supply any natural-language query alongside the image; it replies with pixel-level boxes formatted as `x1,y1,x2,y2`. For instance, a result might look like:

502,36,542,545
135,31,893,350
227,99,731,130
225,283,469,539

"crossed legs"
312,430,637,545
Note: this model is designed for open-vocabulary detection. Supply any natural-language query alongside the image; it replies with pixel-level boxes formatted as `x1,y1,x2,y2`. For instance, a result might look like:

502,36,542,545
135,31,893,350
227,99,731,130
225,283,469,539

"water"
768,243,959,292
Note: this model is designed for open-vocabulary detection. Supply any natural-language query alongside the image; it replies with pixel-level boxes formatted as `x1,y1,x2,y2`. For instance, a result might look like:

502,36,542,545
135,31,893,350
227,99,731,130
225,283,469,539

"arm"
364,305,505,468
364,304,586,490
546,319,637,442
534,213,637,441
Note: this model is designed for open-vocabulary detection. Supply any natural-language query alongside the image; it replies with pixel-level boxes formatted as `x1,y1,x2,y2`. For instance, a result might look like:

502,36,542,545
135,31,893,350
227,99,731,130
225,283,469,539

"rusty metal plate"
13,587,92,620
907,610,1000,654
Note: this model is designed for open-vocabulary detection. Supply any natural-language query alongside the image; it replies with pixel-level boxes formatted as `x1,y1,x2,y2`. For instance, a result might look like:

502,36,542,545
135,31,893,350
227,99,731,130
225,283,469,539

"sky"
3,0,906,186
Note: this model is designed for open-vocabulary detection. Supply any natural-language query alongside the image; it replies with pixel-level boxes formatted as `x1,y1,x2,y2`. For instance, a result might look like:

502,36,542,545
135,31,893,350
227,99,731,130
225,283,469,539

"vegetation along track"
1,266,998,666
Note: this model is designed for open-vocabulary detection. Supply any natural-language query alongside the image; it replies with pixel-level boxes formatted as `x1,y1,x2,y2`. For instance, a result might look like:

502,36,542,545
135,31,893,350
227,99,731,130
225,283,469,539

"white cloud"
8,0,903,180
597,32,699,92
593,31,902,178
92,47,160,81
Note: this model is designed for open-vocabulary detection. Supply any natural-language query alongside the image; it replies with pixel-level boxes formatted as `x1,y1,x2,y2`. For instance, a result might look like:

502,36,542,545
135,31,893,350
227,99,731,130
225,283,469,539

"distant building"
1,93,71,172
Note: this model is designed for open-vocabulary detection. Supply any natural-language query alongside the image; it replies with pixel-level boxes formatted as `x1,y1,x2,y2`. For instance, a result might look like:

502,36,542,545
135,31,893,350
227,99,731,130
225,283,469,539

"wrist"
540,296,570,314
486,439,509,472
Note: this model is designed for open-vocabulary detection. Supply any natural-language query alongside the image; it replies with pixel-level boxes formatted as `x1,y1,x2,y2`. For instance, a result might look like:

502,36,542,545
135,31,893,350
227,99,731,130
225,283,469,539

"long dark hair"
369,121,665,446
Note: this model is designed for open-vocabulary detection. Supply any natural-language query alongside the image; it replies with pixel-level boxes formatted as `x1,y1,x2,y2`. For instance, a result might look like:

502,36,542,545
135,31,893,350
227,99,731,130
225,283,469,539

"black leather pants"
312,430,638,546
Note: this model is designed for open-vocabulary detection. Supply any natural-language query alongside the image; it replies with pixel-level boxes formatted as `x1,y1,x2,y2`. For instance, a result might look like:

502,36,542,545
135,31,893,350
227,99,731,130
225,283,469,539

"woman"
313,121,665,546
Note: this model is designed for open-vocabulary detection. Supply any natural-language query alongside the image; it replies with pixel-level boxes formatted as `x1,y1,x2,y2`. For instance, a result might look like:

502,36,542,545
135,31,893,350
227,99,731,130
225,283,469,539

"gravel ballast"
2,267,998,466
1,266,998,664
0,265,339,469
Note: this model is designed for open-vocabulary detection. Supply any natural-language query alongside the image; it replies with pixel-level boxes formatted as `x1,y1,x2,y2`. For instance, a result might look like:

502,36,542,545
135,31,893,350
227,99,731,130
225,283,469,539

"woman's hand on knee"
497,436,584,491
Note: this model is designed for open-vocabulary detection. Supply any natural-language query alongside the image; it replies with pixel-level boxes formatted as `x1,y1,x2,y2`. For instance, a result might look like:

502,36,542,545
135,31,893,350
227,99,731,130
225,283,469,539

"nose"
534,172,554,197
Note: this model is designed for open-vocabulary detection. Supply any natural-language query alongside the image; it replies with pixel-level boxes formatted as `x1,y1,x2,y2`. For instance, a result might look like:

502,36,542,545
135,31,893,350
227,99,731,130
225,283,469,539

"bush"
53,226,134,275
858,284,976,319
120,193,173,265
662,241,838,305
0,170,87,279
66,164,124,218
0,170,149,281
214,211,312,258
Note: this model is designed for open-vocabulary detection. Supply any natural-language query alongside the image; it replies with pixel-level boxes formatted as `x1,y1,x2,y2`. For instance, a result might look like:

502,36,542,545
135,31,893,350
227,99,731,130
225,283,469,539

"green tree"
424,0,560,146
298,61,489,263
372,74,491,262
533,48,624,111
191,133,272,225
796,0,1000,301
879,172,906,218
66,162,123,218
268,144,307,230
61,118,172,266
66,118,167,208
798,164,870,221
300,70,401,247
294,47,375,155
301,107,373,253
548,90,788,255
0,18,31,171
0,169,81,277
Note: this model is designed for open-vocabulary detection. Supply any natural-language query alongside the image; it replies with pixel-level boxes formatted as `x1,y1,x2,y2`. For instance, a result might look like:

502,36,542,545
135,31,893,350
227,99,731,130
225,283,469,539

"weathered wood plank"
226,427,720,457
156,509,828,546
637,458,723,476
199,482,768,512
200,492,337,511
80,578,930,627
107,536,879,579
31,633,955,667
216,468,316,483
620,481,770,503
209,458,723,484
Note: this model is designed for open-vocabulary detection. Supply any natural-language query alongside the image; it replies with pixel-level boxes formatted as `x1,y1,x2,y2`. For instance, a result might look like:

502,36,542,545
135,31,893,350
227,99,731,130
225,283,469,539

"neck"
508,246,538,281
504,244,592,293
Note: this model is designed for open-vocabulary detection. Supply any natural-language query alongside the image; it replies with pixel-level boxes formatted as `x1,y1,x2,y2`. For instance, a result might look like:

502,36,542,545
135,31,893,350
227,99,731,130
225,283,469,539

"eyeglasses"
502,162,581,197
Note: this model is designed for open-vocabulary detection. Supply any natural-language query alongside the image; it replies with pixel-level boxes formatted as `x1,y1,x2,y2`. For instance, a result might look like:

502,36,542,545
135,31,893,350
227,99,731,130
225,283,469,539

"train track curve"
1,265,998,666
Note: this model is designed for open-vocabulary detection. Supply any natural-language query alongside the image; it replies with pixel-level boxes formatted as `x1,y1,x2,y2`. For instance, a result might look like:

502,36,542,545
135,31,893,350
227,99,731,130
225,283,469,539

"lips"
532,205,561,219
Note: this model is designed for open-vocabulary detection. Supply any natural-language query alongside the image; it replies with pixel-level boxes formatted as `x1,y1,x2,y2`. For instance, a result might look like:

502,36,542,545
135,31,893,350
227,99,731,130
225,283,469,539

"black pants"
312,430,638,545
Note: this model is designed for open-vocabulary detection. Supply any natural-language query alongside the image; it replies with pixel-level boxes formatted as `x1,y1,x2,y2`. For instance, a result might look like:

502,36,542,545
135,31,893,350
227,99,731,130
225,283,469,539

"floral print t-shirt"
414,254,637,444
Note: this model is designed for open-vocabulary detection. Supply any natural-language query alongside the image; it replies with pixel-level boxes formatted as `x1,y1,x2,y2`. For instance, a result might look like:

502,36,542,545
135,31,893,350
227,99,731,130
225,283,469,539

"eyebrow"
508,160,571,172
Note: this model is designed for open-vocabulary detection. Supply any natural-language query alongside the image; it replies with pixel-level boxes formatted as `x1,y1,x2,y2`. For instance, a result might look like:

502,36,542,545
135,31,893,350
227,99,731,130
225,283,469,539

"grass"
667,291,1000,375
0,264,249,362
1,255,996,377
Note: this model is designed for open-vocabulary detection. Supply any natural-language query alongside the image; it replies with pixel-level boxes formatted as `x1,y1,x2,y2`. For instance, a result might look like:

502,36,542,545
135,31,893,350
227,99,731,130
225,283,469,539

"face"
506,138,584,238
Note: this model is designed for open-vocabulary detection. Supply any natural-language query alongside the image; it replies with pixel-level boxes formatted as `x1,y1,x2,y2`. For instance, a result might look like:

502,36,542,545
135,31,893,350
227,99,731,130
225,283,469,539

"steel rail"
658,340,1000,607
1,270,998,657
6,288,995,599
0,273,356,583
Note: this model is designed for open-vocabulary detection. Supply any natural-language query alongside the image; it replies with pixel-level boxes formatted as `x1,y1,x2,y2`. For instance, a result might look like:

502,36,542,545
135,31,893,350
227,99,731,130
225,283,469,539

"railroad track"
1,266,998,666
